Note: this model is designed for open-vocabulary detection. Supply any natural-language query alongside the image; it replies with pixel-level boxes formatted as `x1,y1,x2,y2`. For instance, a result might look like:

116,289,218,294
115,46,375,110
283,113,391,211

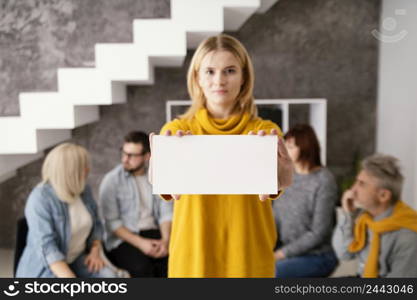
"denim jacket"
99,164,173,251
16,183,102,277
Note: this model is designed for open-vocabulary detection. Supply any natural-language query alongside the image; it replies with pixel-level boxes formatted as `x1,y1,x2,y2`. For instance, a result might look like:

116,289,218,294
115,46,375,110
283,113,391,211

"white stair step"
0,118,38,153
171,0,261,47
58,68,126,105
37,129,72,153
223,0,261,31
0,117,71,154
0,153,43,182
133,19,187,67
95,43,155,82
20,92,99,129
257,0,278,13
0,0,279,183
171,0,224,48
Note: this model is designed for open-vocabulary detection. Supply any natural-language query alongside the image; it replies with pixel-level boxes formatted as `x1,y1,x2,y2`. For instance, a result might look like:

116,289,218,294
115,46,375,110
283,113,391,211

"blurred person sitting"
16,143,119,278
273,124,338,277
99,131,173,277
332,154,417,277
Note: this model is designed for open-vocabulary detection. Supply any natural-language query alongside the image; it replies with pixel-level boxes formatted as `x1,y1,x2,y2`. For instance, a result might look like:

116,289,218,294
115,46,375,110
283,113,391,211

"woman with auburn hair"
153,34,293,277
273,124,338,277
16,143,120,278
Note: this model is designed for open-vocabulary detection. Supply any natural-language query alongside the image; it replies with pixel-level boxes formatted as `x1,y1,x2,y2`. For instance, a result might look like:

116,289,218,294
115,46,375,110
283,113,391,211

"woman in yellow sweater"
156,34,293,277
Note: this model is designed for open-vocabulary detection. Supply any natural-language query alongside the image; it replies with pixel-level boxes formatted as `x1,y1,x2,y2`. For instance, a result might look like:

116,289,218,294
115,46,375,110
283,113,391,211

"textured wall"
239,0,379,173
0,0,380,248
0,0,169,116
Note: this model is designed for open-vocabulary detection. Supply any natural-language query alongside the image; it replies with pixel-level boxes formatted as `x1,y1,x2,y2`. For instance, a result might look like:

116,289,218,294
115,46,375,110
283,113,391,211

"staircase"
0,0,278,182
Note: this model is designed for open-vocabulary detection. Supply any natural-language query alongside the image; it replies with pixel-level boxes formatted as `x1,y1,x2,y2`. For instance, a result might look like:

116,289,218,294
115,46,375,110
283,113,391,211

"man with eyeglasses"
99,131,172,277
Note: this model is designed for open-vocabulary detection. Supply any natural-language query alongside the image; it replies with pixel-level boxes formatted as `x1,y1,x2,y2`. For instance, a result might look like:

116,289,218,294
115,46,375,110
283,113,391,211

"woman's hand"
275,129,294,189
274,249,286,261
249,129,294,201
149,129,192,201
84,242,105,274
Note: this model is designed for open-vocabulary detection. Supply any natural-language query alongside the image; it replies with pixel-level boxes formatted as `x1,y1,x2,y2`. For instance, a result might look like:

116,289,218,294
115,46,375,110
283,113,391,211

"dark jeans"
275,251,338,278
107,229,168,278
69,254,119,278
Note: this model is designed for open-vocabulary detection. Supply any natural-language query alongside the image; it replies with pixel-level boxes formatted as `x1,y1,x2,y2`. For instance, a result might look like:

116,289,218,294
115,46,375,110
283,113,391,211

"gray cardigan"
332,206,417,277
272,167,338,257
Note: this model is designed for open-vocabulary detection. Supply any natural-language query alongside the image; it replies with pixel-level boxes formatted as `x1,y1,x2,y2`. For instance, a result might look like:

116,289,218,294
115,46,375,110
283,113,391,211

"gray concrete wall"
0,0,380,248
0,0,170,116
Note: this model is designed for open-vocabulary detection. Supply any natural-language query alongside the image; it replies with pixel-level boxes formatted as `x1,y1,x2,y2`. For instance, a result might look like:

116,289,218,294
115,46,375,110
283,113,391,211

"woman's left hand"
274,249,286,261
249,129,294,201
84,243,105,273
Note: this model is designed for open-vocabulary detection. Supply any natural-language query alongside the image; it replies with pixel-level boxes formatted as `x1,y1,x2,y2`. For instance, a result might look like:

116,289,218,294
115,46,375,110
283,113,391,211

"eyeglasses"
120,148,146,159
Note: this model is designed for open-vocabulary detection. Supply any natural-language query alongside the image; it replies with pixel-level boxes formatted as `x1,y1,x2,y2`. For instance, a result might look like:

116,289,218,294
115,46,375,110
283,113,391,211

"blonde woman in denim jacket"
16,143,119,278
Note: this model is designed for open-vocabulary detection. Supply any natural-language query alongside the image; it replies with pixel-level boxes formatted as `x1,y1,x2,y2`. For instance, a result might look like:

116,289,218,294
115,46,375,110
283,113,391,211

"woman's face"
284,137,300,163
198,50,244,112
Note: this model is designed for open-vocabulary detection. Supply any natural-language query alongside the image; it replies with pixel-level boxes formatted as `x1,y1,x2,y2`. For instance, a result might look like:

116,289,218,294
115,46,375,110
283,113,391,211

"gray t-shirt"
272,167,338,257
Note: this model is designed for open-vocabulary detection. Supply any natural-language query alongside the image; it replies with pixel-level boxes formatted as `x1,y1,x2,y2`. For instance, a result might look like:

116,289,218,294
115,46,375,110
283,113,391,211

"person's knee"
275,259,293,277
122,262,153,277
94,266,119,278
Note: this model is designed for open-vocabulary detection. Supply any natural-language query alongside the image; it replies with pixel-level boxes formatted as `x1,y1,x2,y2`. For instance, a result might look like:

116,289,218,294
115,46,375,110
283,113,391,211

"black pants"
107,229,168,278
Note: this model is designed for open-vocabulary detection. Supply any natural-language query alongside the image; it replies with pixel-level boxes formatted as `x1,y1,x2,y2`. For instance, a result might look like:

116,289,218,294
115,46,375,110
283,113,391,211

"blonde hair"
181,34,257,119
41,143,90,203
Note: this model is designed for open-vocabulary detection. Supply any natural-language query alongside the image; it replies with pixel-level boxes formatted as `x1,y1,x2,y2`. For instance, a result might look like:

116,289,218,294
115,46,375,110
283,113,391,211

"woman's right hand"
248,129,293,201
148,129,192,200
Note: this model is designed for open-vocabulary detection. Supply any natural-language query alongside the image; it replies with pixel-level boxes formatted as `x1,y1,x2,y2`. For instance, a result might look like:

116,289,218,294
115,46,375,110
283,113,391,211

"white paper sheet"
152,135,278,194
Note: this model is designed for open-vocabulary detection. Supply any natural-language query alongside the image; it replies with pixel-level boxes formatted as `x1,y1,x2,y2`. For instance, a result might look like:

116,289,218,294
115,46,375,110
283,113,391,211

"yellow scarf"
195,108,251,134
348,201,417,278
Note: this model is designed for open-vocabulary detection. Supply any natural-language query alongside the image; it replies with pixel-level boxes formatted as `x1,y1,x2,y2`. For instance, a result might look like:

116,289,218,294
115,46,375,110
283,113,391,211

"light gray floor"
0,246,356,278
330,259,358,277
0,248,14,277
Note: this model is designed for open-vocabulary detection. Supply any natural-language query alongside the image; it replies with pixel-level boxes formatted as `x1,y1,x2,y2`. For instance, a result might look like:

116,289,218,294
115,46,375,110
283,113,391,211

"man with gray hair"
332,154,417,277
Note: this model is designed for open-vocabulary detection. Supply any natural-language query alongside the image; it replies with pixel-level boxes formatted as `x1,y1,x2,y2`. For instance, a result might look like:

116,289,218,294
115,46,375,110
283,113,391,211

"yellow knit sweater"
160,109,282,277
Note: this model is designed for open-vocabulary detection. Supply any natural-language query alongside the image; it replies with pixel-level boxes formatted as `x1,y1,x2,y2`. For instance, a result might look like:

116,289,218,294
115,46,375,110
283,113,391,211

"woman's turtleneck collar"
195,108,251,134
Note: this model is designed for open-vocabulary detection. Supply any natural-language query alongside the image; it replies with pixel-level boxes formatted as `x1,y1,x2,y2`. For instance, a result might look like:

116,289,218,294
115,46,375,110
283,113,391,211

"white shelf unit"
166,98,327,165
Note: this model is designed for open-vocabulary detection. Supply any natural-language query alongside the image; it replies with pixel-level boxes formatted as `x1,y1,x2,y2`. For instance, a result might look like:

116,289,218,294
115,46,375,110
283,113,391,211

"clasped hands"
135,236,169,258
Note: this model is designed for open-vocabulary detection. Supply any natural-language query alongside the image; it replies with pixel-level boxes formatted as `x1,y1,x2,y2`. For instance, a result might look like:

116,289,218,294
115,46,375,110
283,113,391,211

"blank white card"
152,135,278,194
